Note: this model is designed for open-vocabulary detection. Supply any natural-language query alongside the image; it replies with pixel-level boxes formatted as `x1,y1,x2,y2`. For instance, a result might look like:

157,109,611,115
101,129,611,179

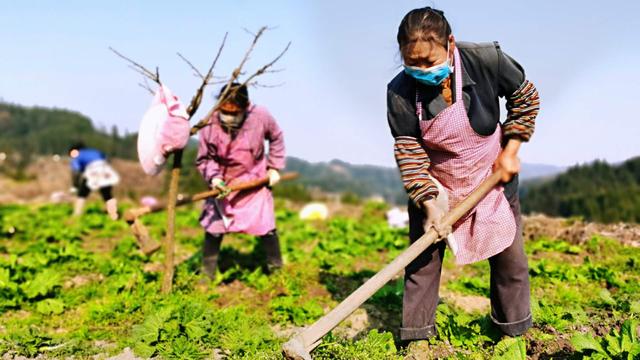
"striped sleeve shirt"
394,136,438,205
387,41,541,205
503,80,540,142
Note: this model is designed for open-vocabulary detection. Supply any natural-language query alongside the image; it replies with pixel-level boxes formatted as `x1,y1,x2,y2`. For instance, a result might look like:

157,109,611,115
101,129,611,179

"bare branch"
185,32,229,117
202,32,228,85
109,46,161,85
239,41,291,90
218,27,272,104
177,52,205,79
139,78,156,94
249,81,286,88
265,68,285,74
227,26,267,83
189,27,266,134
242,27,257,37
210,79,231,85
126,65,150,79
190,27,290,135
243,26,277,37
138,82,154,95
177,32,228,85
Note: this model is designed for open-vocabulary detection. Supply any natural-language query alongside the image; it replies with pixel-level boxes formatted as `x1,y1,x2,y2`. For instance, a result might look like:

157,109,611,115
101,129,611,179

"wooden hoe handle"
123,172,299,222
283,170,504,359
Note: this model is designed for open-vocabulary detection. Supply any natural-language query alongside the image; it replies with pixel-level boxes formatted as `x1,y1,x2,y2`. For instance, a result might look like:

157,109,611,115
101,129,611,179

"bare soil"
0,157,165,204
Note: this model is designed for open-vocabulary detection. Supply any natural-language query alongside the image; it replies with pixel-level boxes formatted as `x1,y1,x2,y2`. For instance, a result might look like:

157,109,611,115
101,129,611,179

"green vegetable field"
0,201,639,359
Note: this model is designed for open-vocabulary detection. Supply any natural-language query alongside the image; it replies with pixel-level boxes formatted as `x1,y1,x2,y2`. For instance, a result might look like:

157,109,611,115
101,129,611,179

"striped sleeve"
503,80,540,142
394,136,439,205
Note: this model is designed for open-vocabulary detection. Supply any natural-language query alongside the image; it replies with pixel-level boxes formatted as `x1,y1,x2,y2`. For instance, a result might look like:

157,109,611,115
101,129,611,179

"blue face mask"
403,46,453,86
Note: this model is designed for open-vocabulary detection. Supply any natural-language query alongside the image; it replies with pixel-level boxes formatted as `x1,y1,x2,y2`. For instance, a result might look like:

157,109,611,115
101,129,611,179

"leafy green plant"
448,276,490,297
20,269,61,299
491,337,527,360
36,298,65,315
4,327,55,357
131,307,173,358
1,202,640,358
314,329,401,360
0,267,19,309
435,303,494,348
270,295,324,326
571,319,640,359
526,237,582,255
531,299,587,332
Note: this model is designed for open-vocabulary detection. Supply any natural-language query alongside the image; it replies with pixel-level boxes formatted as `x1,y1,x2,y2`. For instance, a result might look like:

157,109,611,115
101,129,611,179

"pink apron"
418,47,516,265
199,113,275,236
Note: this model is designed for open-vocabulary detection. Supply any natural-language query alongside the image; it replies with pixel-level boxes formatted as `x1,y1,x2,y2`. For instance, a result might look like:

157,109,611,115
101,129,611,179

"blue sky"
1,1,638,167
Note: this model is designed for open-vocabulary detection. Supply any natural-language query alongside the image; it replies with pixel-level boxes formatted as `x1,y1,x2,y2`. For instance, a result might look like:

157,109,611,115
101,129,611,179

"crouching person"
69,142,120,220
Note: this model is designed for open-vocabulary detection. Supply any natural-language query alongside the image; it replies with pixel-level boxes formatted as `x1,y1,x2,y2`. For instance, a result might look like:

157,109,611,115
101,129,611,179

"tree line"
521,157,640,223
0,102,136,161
0,102,136,179
6,101,637,222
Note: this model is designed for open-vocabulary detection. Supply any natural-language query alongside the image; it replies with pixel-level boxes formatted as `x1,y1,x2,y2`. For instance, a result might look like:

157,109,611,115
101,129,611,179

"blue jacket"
71,148,106,173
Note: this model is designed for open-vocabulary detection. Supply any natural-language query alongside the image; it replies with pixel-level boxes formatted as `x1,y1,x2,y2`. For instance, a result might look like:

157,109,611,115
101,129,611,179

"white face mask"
219,113,244,128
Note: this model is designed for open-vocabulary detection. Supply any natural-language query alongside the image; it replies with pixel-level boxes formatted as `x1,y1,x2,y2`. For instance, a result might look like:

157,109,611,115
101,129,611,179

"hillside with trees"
8,102,639,223
521,157,640,223
0,102,136,160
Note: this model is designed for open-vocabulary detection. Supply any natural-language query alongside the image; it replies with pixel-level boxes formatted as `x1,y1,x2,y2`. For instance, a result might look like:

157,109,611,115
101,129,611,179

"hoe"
283,170,504,359
123,172,299,254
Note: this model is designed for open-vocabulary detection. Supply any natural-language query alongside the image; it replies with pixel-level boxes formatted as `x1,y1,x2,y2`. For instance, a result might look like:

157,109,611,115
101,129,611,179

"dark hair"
397,7,452,51
218,82,249,109
68,141,85,153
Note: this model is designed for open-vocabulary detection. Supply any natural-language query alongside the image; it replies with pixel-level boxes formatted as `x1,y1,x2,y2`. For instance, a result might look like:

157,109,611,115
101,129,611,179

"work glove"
211,178,231,199
267,169,281,187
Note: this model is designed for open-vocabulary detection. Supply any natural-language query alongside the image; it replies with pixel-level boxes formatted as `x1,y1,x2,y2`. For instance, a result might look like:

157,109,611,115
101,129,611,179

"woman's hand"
493,139,522,182
211,178,231,199
422,198,451,239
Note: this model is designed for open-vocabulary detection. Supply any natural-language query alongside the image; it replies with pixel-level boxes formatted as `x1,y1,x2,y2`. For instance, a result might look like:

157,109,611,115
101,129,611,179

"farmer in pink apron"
387,7,541,352
196,83,286,279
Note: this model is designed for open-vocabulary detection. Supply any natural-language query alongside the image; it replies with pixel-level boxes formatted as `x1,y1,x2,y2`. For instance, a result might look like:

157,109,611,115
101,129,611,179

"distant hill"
5,101,596,208
521,157,640,223
0,102,136,160
283,157,407,204
519,163,565,180
282,158,568,205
